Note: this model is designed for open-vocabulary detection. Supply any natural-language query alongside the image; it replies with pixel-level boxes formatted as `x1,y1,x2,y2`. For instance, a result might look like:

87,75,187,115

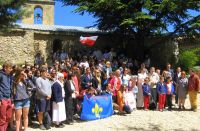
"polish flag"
79,36,98,46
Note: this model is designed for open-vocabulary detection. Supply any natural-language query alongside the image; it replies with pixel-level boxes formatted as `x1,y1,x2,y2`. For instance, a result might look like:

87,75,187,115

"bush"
178,50,198,71
192,66,200,77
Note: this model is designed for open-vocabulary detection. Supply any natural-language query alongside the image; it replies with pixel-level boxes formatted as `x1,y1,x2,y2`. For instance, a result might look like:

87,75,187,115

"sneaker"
163,109,168,111
64,121,73,125
59,123,65,128
39,124,46,130
55,124,64,128
193,109,197,112
70,119,75,123
45,125,51,130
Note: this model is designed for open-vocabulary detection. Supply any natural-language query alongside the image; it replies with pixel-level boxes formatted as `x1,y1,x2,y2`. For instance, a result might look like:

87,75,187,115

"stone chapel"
0,0,184,67
0,0,116,65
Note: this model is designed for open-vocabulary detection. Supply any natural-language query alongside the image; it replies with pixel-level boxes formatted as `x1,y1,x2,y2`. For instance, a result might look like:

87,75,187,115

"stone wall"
0,30,35,65
33,32,118,64
0,29,182,67
126,37,179,68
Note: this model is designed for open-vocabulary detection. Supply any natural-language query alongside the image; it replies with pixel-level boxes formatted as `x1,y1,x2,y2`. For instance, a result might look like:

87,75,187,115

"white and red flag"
79,36,98,46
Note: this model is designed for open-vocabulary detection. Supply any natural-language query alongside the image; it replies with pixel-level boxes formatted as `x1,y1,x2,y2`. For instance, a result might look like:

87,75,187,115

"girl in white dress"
137,68,147,108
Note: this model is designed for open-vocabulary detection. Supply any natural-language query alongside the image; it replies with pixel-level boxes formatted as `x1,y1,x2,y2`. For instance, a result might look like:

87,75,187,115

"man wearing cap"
0,62,13,131
35,68,52,130
188,68,200,112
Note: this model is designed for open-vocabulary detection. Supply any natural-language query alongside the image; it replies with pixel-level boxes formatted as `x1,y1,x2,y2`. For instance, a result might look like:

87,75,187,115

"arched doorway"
53,39,62,53
52,39,62,62
34,6,43,24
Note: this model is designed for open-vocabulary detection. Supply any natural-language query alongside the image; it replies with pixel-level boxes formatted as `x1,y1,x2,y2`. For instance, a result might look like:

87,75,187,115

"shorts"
14,98,30,110
37,99,50,112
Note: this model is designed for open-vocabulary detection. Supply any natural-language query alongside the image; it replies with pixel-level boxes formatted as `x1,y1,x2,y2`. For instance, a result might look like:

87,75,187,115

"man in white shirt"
148,67,160,105
79,57,89,69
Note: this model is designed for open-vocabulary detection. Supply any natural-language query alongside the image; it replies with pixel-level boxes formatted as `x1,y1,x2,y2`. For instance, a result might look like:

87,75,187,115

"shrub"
192,66,200,77
178,50,198,71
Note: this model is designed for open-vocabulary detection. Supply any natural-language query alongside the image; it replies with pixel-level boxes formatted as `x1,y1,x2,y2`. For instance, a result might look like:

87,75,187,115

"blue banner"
80,94,113,121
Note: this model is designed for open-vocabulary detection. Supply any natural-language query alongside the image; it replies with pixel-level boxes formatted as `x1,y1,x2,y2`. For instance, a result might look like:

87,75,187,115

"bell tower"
22,0,55,25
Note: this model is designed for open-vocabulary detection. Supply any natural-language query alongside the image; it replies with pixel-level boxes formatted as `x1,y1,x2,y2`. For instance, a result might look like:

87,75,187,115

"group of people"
0,48,199,131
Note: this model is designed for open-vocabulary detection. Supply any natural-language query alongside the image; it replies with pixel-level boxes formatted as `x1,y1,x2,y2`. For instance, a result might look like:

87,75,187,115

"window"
34,7,43,24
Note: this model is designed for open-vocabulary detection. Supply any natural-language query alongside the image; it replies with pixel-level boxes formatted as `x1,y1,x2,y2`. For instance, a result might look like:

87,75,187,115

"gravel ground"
24,94,200,131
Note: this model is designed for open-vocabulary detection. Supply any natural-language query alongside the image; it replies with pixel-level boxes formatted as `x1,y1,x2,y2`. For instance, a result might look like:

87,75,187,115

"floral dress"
178,77,188,99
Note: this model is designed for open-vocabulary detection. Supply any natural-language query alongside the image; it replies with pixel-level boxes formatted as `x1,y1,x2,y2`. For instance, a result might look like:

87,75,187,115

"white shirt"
122,74,131,86
79,61,89,69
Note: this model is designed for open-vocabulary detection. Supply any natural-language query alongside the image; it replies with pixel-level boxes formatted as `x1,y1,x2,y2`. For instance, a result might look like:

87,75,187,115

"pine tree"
0,0,28,30
60,0,200,59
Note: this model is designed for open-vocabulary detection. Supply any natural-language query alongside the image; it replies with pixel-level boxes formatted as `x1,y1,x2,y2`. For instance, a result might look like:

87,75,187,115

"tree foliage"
60,0,200,39
178,49,198,71
0,0,28,30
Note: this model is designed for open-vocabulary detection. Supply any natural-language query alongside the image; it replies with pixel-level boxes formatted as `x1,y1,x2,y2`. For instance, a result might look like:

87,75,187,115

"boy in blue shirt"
142,77,151,110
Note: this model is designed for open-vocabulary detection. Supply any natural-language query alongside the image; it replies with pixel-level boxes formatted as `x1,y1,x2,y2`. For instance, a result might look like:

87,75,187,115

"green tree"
178,49,198,71
0,0,28,30
60,0,200,58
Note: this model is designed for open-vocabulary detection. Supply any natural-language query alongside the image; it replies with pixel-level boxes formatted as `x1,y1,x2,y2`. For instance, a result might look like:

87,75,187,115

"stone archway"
52,39,62,62
53,39,62,53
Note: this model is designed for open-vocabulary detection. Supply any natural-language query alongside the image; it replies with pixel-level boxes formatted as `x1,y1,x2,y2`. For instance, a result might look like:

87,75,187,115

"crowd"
0,48,199,131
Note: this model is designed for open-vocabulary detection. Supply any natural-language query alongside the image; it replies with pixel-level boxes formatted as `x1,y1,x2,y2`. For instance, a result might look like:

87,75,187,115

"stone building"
0,0,117,65
0,0,184,68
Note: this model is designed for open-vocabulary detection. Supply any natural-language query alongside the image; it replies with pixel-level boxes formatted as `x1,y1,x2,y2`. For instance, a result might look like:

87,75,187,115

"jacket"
156,82,167,95
0,70,12,100
51,81,64,103
142,83,151,96
80,74,96,89
64,80,74,99
188,74,200,92
165,82,175,95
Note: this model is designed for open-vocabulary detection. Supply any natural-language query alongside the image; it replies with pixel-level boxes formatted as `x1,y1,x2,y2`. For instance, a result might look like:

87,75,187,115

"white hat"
131,75,138,79
57,73,64,79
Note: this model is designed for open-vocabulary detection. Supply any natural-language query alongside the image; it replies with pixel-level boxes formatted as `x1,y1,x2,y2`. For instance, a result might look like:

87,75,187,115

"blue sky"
36,1,199,31
54,2,97,27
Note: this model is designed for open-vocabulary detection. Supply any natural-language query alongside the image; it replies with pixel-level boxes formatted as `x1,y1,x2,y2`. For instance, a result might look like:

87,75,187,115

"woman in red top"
109,70,122,103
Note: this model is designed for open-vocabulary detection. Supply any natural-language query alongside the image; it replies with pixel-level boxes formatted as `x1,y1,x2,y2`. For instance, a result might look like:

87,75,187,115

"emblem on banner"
92,103,103,118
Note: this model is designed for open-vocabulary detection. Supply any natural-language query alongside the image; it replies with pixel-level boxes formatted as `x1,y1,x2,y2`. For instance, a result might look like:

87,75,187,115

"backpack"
123,105,132,114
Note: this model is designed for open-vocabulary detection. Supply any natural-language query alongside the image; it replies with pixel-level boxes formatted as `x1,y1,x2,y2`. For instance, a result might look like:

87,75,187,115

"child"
157,77,167,111
117,85,126,113
142,77,151,110
101,83,112,95
117,85,132,114
165,76,175,111
128,76,138,110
